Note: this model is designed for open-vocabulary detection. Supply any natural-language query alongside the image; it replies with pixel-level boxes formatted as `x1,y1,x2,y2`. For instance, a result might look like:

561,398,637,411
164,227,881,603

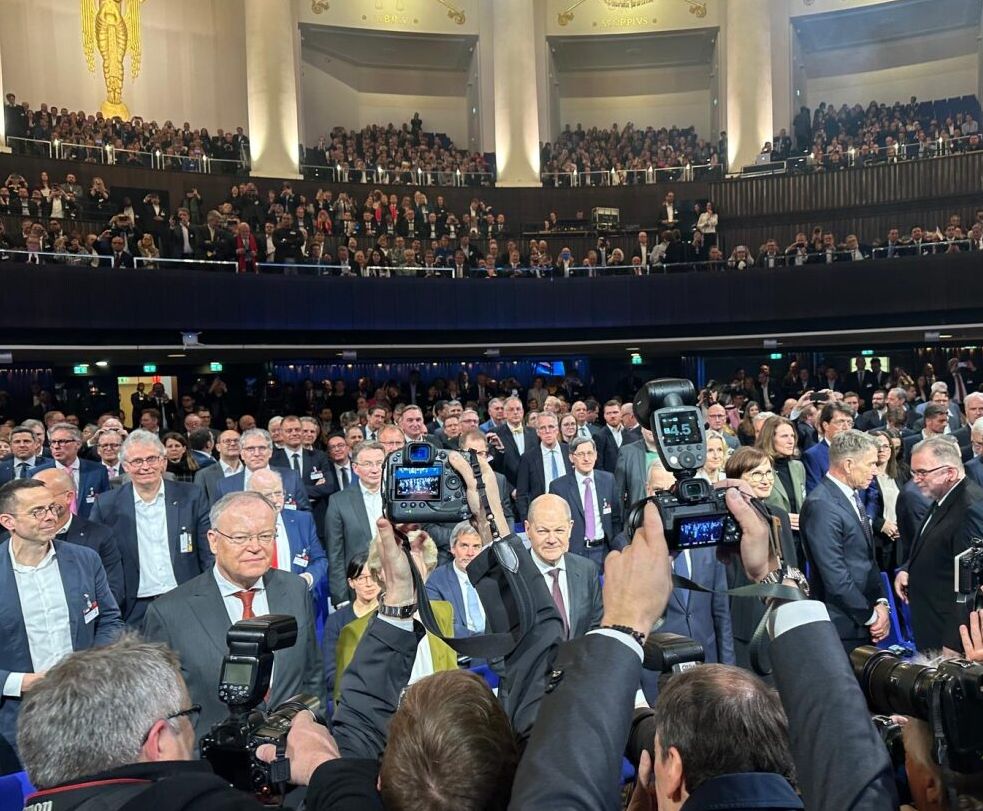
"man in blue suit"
88,430,212,627
213,428,311,511
425,521,486,638
0,426,42,485
803,402,855,492
801,430,889,655
548,435,623,567
0,479,123,774
247,468,329,621
30,422,110,519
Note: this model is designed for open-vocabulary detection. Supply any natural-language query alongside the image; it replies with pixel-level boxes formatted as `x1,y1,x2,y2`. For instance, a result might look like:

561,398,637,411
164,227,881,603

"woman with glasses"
869,429,908,570
161,432,199,483
322,551,379,698
559,413,578,445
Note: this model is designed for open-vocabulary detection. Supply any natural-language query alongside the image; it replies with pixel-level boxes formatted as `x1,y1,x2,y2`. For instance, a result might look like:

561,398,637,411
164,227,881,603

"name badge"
293,551,310,568
180,529,194,554
602,499,612,515
283,500,297,511
310,468,322,481
85,487,96,505
83,593,100,624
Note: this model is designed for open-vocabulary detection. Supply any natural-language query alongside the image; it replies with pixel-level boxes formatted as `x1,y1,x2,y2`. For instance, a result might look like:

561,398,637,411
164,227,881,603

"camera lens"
851,646,932,719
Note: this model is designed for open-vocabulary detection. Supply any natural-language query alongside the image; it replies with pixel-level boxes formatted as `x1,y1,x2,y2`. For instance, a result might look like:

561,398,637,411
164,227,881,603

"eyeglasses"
140,704,202,745
350,574,375,584
98,443,121,450
911,464,954,479
746,470,775,482
219,439,241,446
241,445,270,454
125,455,163,468
48,438,79,447
255,490,284,500
355,460,384,469
571,450,597,458
8,503,61,520
213,528,277,546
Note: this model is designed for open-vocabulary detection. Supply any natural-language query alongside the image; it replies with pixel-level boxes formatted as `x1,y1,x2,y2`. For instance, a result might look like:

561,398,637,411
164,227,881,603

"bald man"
524,494,602,640
31,468,125,607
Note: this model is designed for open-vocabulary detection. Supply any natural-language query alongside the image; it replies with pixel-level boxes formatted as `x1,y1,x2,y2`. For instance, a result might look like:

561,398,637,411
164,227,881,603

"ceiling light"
167,353,186,358
95,360,109,368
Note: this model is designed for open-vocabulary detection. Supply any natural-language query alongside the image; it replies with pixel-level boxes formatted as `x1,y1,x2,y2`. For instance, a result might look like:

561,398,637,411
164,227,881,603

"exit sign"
210,361,223,372
143,363,157,374
630,353,643,366
73,364,89,375
860,349,875,356
769,353,782,360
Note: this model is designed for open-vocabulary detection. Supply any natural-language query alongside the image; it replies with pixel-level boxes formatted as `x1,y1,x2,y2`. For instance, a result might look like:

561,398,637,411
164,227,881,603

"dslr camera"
956,539,983,610
852,645,983,774
384,441,470,524
200,616,322,801
626,378,742,551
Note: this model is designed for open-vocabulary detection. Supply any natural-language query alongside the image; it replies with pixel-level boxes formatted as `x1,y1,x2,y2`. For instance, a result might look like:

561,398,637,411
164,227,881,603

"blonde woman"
697,429,728,482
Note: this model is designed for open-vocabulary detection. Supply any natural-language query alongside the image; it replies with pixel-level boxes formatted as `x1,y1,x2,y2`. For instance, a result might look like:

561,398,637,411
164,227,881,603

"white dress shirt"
13,457,36,479
575,470,604,541
213,565,270,623
360,484,384,528
532,551,570,623
334,462,353,488
607,426,624,448
454,564,486,632
273,513,292,573
508,424,526,455
134,483,178,597
220,459,242,477
4,543,73,697
541,443,563,489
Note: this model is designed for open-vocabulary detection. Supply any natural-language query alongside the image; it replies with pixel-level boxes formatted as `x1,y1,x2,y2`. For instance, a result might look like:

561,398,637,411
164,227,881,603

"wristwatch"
377,593,416,619
759,565,810,599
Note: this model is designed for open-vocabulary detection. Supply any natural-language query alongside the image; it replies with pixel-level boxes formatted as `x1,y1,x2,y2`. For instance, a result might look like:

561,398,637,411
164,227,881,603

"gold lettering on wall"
80,0,145,120
558,0,707,27
317,0,465,26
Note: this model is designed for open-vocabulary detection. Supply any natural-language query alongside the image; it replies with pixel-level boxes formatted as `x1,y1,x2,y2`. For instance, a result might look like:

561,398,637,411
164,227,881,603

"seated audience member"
322,551,379,697
425,520,487,638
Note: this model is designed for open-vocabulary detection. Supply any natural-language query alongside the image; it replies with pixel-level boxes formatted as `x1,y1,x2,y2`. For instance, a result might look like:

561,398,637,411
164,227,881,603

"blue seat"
469,663,500,690
878,571,915,653
621,756,636,784
0,771,34,811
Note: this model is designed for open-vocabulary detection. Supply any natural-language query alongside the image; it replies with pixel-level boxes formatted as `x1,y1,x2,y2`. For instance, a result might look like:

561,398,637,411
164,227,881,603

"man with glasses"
378,424,406,456
801,430,889,656
31,422,110,519
950,390,983,462
965,417,983,487
89,430,212,627
516,413,572,523
548,436,622,567
705,402,739,451
803,402,856,493
193,429,243,503
0,479,123,774
271,416,336,516
895,436,983,650
143,490,325,740
213,428,309,513
0,425,40,485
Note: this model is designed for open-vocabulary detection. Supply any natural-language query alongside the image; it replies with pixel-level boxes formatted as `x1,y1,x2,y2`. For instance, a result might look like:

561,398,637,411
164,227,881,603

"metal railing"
300,164,495,187
541,163,723,187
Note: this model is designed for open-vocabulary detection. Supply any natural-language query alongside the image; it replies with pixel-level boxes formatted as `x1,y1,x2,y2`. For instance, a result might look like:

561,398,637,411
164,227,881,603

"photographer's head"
379,669,518,811
525,494,572,565
18,636,194,789
208,491,277,589
828,430,879,490
903,717,983,811
651,665,795,810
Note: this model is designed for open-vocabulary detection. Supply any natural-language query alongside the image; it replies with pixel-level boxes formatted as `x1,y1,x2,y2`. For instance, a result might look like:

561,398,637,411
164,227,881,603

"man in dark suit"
848,356,878,406
491,397,538,492
592,399,630,473
325,441,384,608
271,415,337,530
949,392,983,462
213,428,309,512
31,468,125,608
193,428,244,503
31,422,110,519
901,403,952,462
620,402,643,445
195,210,232,262
802,402,855,492
0,425,42,484
801,430,889,655
100,234,136,269
755,363,781,412
515,413,570,522
524,494,603,640
169,207,198,260
142,491,325,739
854,389,887,432
614,429,660,516
966,418,983,487
0,479,124,774
88,430,212,627
548,436,622,566
424,521,486,638
896,437,983,650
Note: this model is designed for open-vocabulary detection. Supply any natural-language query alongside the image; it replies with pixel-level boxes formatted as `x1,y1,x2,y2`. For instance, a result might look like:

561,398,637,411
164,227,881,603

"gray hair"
17,634,183,788
972,416,983,439
353,439,385,463
568,435,596,454
911,435,964,473
752,411,775,426
828,429,879,466
210,490,276,527
21,418,43,432
930,381,949,395
246,467,283,489
240,427,273,448
299,415,319,427
267,416,283,430
888,386,907,404
120,429,165,461
47,422,81,441
965,392,983,412
450,520,481,547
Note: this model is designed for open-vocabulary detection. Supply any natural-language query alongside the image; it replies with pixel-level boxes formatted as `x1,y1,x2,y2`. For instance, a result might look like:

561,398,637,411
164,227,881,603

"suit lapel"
56,546,82,648
791,463,805,506
910,481,963,565
164,481,181,567
564,557,581,634
349,486,371,538
567,477,585,521
190,574,234,658
823,478,871,550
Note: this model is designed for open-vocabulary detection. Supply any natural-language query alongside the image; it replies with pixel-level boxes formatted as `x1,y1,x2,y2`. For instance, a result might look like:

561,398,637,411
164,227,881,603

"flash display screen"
221,661,253,686
394,466,442,501
657,411,702,447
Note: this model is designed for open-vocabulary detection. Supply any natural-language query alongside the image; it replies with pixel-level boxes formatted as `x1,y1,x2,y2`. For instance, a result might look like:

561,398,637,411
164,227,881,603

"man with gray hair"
896,436,983,650
800,429,889,655
30,421,110,519
143,491,325,738
951,390,983,462
965,416,983,487
17,635,346,806
213,428,309,513
424,520,486,638
89,429,212,627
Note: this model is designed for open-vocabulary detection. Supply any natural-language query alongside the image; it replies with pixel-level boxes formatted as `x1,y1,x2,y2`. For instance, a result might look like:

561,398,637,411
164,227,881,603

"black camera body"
852,645,983,774
200,616,322,801
644,632,705,673
629,378,742,551
956,539,983,610
384,441,470,524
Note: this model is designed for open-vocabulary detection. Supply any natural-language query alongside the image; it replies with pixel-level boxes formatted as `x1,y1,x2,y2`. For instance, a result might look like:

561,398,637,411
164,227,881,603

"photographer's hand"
447,450,510,542
375,517,415,606
601,501,672,641
714,479,777,581
255,711,339,787
959,608,983,663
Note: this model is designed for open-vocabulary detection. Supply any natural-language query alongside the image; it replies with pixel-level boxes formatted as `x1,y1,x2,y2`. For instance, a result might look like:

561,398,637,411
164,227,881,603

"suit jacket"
540,552,603,639
800,476,885,643
766,458,806,515
855,408,886,432
192,461,241,504
425,561,475,638
613,439,649,515
593,425,629,473
549,470,623,557
902,477,983,649
57,515,125,609
30,458,110,519
966,456,983,488
88,480,212,621
0,540,123,773
142,567,325,738
515,442,572,521
325,484,375,606
280,509,328,597
214,466,310,511
492,424,538,488
0,456,38,486
755,379,781,410
801,440,829,493
270,447,336,509
949,425,974,462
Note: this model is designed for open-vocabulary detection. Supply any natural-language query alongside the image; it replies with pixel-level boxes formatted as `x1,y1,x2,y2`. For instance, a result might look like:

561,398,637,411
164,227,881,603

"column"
0,37,8,152
724,0,774,172
770,4,792,137
244,0,301,179
490,0,542,186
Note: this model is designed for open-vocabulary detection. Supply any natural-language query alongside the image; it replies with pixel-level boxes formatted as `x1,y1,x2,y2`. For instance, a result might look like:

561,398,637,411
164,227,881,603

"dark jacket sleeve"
332,616,423,760
508,633,642,811
770,612,897,811
306,758,384,811
95,528,126,608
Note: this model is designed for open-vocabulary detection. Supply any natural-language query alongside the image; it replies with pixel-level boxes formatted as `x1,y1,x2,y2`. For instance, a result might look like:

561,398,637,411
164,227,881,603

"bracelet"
377,592,416,619
600,624,646,647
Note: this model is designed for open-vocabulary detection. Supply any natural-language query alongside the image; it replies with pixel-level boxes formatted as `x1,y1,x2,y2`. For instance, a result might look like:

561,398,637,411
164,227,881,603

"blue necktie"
674,552,690,608
464,580,484,634
550,449,559,483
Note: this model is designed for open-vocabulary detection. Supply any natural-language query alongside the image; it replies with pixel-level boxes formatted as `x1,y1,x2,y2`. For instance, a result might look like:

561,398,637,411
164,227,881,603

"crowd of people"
3,93,250,173
301,114,494,186
3,358,983,808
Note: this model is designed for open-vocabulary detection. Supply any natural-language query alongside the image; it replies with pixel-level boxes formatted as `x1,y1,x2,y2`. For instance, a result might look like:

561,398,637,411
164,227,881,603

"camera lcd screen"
677,516,727,549
657,411,702,447
221,661,254,686
394,466,442,501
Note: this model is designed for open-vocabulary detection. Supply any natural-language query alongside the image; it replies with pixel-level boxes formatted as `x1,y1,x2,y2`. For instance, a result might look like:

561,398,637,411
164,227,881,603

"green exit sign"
143,363,157,374
860,349,875,356
210,361,224,372
73,364,89,375
769,353,782,360
630,353,643,366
